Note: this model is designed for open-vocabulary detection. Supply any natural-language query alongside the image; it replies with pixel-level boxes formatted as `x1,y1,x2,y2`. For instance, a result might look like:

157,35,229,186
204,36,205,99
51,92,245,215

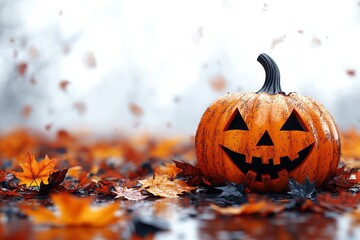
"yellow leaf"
139,173,196,198
12,153,57,187
21,193,121,227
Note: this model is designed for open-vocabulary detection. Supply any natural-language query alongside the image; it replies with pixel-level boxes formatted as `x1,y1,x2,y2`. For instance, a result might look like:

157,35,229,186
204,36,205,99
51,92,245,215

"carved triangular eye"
280,110,308,131
224,109,249,131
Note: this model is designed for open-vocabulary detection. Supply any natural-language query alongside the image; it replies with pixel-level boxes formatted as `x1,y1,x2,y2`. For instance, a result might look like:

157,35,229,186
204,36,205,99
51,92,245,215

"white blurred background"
0,0,359,136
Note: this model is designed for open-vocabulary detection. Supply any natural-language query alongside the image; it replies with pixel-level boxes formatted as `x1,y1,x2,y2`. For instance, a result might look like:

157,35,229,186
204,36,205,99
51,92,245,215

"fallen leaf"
211,200,284,216
21,193,121,227
317,192,360,212
215,183,244,198
300,199,324,213
172,160,203,186
139,173,196,198
153,163,182,180
11,153,57,187
0,188,21,198
113,186,148,201
38,169,69,196
322,166,358,192
0,170,6,182
288,176,316,199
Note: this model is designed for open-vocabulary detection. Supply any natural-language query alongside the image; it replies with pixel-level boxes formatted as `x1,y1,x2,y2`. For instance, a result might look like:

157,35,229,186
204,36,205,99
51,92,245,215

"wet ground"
1,196,360,240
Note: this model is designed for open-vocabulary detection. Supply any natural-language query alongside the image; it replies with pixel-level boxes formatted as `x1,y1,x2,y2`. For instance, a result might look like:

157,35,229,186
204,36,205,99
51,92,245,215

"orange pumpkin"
195,53,340,192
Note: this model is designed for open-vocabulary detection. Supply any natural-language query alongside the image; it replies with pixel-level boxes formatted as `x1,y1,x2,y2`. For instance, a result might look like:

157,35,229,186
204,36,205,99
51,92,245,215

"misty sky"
0,0,359,136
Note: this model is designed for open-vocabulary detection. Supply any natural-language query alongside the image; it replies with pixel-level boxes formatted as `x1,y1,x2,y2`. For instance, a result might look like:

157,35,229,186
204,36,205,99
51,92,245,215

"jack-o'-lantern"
195,53,340,192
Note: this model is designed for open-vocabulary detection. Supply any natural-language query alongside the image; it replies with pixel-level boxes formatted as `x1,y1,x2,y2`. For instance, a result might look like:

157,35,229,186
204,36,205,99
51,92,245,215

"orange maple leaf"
210,200,284,216
21,193,121,227
153,163,182,180
12,153,57,187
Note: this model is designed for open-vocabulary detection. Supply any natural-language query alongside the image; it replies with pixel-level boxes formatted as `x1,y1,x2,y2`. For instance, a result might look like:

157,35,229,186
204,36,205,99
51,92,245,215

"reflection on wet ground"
1,196,360,240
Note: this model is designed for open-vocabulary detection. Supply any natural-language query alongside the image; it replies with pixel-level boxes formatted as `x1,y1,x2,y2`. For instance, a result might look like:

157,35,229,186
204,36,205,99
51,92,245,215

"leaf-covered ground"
1,128,360,239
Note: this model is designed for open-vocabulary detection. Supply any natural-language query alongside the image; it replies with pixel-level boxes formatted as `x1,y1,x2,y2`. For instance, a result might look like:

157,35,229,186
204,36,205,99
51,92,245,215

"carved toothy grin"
220,143,314,181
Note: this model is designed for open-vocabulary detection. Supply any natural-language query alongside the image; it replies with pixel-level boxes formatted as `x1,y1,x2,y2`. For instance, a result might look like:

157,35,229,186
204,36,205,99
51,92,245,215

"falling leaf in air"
21,193,121,227
113,186,148,201
270,35,286,49
209,76,226,92
11,153,57,187
288,176,316,199
129,103,143,117
28,47,38,59
84,51,97,69
73,101,87,115
346,69,356,77
139,173,196,198
312,36,322,47
22,105,32,119
59,80,70,92
17,62,28,76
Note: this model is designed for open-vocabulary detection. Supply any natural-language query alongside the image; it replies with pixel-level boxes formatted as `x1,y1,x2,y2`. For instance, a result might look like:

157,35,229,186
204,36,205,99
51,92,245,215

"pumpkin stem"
256,53,283,94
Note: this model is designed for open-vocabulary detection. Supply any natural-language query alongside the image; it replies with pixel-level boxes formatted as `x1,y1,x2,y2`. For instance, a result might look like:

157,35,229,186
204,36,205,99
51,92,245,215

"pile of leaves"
1,128,360,237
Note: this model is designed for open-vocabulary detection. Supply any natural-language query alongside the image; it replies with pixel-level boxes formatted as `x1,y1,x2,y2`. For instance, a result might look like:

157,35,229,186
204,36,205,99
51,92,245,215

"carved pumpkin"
195,53,340,192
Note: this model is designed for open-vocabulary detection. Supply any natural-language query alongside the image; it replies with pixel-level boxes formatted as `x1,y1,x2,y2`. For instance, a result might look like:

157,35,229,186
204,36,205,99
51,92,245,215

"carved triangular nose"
256,130,274,146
